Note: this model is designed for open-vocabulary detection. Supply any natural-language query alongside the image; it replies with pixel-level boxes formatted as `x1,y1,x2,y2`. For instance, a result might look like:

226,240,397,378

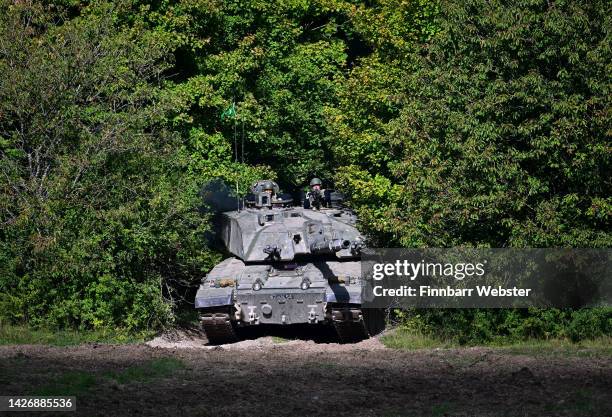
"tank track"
331,308,369,343
363,308,386,336
201,312,239,345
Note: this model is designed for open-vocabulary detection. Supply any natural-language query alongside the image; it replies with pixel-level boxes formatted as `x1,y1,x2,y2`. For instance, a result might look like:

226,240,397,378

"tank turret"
220,180,362,262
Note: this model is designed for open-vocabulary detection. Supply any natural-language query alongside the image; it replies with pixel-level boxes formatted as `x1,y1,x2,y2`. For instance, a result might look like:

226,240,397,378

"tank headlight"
300,279,311,290
252,280,263,291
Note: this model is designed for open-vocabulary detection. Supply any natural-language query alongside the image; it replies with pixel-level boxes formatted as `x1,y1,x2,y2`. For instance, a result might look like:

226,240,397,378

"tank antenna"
241,112,245,210
233,98,240,212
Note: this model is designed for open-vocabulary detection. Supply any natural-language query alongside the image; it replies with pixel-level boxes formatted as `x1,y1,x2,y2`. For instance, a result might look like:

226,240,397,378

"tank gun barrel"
310,238,351,254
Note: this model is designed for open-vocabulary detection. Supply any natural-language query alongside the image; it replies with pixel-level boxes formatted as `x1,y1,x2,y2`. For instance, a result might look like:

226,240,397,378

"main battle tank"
195,179,384,344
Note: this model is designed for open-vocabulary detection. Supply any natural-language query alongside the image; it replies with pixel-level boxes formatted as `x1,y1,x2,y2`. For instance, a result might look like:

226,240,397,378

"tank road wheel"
201,312,239,345
331,308,369,343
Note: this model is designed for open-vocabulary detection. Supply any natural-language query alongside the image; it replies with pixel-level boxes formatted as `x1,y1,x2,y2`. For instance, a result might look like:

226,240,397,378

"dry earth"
0,327,610,417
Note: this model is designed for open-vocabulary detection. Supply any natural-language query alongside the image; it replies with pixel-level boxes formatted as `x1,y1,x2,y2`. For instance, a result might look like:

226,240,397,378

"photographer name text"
371,260,532,298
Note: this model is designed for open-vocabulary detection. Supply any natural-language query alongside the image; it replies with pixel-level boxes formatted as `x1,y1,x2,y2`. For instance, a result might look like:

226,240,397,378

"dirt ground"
0,327,610,417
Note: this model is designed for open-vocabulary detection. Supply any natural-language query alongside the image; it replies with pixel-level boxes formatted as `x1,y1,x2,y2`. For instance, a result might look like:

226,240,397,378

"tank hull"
195,257,382,343
196,258,363,325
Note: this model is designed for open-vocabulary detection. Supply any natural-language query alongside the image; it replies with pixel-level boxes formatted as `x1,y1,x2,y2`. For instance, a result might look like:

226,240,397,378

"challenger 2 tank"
195,179,384,344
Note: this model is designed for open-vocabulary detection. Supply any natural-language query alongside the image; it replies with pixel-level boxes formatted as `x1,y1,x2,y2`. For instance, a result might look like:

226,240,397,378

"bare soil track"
0,329,610,417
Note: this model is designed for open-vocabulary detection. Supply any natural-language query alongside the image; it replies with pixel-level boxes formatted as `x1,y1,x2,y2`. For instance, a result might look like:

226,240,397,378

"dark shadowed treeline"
0,0,609,337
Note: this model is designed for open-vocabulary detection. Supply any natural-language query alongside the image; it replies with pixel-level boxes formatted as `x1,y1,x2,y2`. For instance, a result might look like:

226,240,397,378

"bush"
0,2,215,331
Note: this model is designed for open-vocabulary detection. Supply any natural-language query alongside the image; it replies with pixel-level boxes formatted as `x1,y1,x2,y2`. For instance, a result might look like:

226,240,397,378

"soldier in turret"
309,177,322,192
262,180,275,196
305,177,326,209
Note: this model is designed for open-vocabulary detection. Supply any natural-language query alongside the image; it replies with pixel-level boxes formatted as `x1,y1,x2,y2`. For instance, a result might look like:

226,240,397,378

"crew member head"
309,177,322,192
262,180,275,195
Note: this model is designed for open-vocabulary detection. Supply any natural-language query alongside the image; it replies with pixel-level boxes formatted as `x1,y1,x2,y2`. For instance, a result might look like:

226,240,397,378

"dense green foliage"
0,0,609,335
0,2,219,329
333,0,610,247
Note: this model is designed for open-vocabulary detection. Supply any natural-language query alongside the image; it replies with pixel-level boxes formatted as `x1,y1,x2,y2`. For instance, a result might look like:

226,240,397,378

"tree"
0,1,222,329
333,0,610,248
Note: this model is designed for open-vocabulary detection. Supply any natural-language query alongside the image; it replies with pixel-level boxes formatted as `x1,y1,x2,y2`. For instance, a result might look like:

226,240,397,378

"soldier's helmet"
309,177,323,187
262,180,275,194
246,180,291,208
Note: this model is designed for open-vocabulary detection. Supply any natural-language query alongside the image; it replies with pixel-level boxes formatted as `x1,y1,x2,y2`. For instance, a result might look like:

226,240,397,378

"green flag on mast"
220,102,236,120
